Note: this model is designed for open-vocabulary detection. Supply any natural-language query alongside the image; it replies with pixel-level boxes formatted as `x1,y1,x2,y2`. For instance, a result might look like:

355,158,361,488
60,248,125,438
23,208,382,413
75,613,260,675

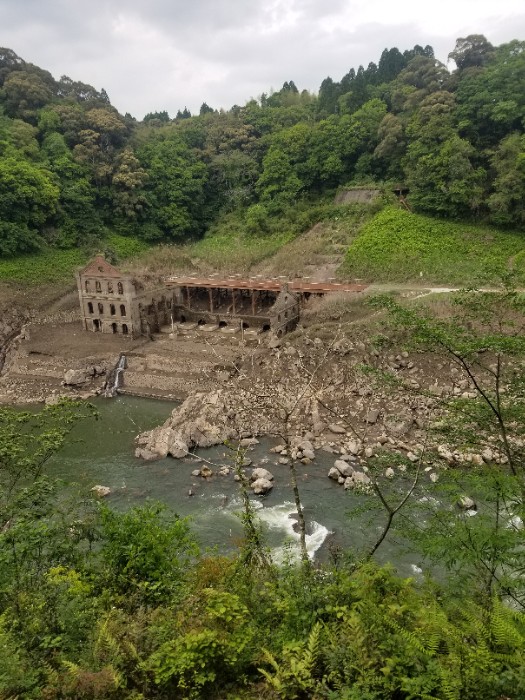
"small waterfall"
104,354,126,398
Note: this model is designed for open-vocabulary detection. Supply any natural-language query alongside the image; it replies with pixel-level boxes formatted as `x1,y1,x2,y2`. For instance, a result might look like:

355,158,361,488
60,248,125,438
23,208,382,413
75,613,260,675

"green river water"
45,396,424,573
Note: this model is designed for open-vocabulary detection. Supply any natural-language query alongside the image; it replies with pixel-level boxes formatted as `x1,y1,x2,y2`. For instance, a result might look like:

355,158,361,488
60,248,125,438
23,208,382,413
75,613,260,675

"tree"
112,147,148,220
175,107,192,120
97,503,197,607
370,287,525,607
377,47,407,84
448,34,495,70
455,40,525,147
404,92,484,217
143,110,171,124
139,136,208,240
374,113,406,177
0,114,39,160
317,76,340,115
0,47,24,87
210,150,259,210
488,132,525,227
42,134,103,246
2,70,53,121
0,157,59,254
390,56,449,113
57,75,109,106
199,102,214,115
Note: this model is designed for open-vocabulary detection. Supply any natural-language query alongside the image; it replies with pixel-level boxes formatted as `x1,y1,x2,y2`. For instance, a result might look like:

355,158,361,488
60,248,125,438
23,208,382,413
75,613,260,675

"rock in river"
252,478,273,495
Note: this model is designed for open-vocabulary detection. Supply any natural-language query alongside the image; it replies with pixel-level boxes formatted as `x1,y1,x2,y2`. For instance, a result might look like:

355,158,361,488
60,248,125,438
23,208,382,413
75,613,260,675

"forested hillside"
1,35,524,258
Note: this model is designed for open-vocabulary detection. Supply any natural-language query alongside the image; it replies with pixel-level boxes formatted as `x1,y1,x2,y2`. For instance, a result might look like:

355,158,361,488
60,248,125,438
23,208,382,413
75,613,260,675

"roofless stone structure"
76,257,367,338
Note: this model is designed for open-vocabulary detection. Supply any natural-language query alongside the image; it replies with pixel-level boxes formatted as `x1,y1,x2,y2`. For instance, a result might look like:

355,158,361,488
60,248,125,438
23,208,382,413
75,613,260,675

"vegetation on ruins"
0,36,524,271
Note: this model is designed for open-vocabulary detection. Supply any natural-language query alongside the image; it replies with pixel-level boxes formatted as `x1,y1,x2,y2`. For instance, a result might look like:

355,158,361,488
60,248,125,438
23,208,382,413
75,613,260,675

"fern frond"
491,600,525,650
303,622,322,675
61,659,81,680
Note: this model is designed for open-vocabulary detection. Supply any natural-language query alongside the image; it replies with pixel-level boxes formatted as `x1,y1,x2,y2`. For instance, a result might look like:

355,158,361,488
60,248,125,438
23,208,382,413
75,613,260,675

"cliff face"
0,306,28,375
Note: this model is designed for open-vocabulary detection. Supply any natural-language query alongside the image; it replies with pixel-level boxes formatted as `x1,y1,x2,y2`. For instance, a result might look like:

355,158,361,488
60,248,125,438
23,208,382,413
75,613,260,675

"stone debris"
458,496,476,510
91,485,111,497
328,423,346,434
333,460,355,478
365,409,380,424
343,471,371,490
252,478,273,495
240,437,260,448
251,467,274,482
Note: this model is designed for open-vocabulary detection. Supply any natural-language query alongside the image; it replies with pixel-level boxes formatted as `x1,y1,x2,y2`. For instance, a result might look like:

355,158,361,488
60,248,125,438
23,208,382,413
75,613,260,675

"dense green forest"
1,34,525,258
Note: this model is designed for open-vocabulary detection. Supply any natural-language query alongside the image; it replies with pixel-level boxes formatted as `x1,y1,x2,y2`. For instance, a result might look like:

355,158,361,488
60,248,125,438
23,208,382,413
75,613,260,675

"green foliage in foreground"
3,289,525,699
342,207,525,284
1,491,524,700
0,395,525,700
0,234,148,283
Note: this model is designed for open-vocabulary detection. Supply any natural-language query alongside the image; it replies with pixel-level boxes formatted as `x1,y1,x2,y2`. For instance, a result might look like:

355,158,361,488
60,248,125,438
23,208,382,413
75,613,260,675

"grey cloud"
0,0,523,117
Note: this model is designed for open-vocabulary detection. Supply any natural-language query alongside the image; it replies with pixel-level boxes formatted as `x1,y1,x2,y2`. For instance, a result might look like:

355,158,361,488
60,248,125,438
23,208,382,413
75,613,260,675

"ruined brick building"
76,256,365,339
76,256,173,337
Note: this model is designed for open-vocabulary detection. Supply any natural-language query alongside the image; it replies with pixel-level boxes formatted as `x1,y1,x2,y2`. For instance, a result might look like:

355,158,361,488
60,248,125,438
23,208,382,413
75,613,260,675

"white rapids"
223,498,331,564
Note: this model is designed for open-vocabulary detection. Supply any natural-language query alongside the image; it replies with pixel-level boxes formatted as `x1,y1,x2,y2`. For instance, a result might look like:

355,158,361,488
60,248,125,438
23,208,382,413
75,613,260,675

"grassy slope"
0,236,148,284
125,202,377,279
341,207,525,285
4,202,524,290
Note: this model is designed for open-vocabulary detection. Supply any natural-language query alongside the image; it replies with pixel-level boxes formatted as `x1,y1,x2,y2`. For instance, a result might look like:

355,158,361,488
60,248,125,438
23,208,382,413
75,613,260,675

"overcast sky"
1,0,524,119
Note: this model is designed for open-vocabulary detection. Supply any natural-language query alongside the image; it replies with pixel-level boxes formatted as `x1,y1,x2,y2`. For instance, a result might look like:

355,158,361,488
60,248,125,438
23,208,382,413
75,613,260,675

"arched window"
98,302,104,314
110,304,116,316
93,319,101,331
87,302,94,314
120,304,126,316
96,281,101,293
111,322,118,334
85,280,90,293
122,323,129,335
107,282,113,293
117,282,123,295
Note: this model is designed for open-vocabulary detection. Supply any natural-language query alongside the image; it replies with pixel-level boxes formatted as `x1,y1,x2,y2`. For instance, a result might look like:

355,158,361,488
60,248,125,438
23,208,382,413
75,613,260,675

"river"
46,396,425,573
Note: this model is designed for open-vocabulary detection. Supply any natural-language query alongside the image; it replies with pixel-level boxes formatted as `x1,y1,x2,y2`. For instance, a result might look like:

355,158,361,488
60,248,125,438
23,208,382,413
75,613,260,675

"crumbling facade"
167,276,300,335
77,257,366,339
75,256,173,338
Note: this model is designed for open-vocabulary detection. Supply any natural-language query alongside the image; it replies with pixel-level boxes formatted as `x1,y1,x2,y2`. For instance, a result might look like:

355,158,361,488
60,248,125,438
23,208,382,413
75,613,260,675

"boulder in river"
240,437,260,448
343,471,371,490
327,467,339,481
252,478,273,495
91,485,111,497
458,495,476,510
135,447,160,461
334,460,355,478
251,467,274,482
